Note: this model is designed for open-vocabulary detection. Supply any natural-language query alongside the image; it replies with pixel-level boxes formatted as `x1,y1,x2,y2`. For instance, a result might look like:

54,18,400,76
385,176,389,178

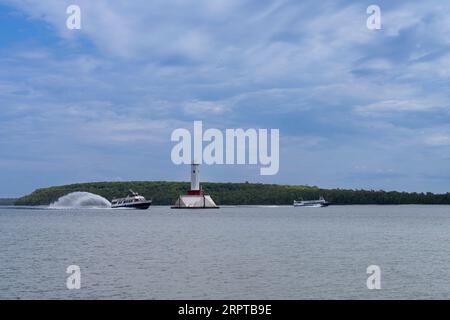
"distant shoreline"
0,198,17,206
11,181,450,206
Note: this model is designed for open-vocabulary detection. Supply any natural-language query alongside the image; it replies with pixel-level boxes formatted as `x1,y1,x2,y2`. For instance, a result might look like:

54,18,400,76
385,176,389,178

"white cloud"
183,100,226,115
355,99,440,114
424,134,450,146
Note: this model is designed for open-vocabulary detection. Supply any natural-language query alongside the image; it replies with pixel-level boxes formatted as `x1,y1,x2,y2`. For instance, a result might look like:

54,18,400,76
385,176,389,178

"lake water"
1,205,450,299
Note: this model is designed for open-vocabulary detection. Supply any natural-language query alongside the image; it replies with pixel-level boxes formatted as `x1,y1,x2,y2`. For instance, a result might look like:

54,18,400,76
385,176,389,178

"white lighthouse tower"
191,163,200,192
172,163,219,209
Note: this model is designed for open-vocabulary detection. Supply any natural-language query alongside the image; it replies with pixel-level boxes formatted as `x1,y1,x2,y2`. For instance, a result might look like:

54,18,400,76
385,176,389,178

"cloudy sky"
1,0,450,197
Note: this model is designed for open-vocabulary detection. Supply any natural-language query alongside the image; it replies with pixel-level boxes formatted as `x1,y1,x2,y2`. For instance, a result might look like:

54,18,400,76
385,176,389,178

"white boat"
293,197,329,207
111,190,152,210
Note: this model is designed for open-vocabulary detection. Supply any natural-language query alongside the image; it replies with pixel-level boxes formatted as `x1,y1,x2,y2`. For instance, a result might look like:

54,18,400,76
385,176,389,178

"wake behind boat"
293,197,329,207
111,190,152,210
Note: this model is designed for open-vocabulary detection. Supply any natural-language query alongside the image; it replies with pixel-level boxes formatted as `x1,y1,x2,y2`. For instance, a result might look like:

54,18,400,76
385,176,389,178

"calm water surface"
1,205,450,299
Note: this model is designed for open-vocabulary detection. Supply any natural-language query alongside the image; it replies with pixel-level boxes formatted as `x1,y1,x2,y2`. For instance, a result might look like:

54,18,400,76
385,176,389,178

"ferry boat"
293,197,329,207
111,190,152,210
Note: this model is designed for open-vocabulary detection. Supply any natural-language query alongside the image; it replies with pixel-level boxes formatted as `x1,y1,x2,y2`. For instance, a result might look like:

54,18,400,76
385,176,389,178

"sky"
1,0,450,197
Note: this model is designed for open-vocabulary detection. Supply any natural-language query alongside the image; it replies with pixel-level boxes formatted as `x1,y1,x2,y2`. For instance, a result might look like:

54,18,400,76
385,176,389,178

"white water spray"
50,192,111,208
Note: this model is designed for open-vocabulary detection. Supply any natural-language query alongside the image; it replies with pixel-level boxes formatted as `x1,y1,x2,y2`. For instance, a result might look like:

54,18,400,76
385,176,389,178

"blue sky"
1,0,450,197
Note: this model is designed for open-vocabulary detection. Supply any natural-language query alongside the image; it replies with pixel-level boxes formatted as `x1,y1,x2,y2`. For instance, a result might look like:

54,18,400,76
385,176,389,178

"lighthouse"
172,163,219,209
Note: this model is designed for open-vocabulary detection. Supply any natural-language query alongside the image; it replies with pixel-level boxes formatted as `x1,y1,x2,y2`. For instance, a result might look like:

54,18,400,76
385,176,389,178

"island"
12,181,450,206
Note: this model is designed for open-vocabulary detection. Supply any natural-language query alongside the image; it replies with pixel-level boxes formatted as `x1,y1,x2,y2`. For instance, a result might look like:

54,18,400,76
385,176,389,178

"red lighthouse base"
187,190,204,196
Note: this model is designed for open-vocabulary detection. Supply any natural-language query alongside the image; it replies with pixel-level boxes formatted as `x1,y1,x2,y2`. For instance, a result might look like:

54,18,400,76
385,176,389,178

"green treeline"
13,181,450,206
0,198,16,205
